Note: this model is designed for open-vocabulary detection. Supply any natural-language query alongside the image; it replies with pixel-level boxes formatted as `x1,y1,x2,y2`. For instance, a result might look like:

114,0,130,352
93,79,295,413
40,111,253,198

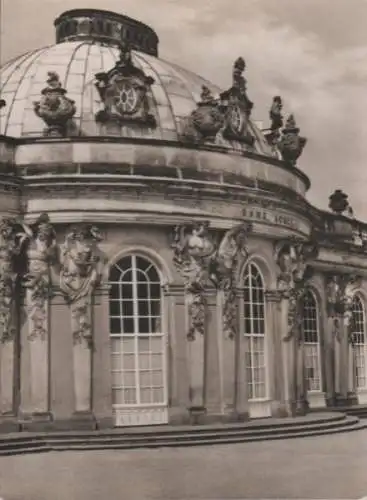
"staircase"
0,412,365,456
328,405,367,419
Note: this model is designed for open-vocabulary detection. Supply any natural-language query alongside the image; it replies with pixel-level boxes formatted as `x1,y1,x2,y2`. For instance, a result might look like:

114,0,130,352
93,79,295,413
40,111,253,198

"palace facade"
0,8,366,431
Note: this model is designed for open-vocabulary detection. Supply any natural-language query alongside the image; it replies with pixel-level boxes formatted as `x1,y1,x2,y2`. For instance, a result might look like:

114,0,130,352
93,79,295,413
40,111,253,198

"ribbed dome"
0,40,274,156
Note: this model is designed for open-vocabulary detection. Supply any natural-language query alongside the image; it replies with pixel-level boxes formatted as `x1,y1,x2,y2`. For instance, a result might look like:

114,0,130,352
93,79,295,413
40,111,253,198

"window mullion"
132,256,140,405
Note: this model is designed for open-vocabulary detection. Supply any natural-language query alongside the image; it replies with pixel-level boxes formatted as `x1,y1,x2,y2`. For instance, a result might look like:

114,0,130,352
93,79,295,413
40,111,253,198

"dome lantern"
53,8,159,56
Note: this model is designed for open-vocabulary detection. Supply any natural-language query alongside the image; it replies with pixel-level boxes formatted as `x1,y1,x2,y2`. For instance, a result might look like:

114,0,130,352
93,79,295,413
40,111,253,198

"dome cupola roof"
0,8,305,164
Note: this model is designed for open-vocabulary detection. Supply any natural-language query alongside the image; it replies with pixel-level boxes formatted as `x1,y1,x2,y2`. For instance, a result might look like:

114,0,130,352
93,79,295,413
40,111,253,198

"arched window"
352,295,366,390
109,255,167,425
243,262,267,400
302,290,322,392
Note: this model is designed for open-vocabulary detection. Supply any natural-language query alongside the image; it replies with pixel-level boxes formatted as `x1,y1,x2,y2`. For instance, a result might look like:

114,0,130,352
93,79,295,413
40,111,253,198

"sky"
1,0,367,219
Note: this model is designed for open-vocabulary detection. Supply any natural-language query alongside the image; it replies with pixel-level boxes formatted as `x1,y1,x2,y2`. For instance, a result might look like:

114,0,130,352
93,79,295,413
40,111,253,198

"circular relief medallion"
113,80,139,115
229,105,245,135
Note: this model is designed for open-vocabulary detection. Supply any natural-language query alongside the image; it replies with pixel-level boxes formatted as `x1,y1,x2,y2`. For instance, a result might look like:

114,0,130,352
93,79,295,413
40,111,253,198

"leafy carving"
171,222,216,340
274,238,318,342
0,218,26,342
211,223,252,339
325,274,361,343
60,224,103,348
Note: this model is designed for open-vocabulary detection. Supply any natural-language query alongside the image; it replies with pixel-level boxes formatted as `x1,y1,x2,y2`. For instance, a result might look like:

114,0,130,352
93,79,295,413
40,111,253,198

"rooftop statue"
33,72,76,137
278,114,307,167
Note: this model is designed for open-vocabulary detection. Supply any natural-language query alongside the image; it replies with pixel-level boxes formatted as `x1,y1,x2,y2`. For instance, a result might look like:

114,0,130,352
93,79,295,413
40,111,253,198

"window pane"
109,255,165,411
302,291,322,391
242,263,267,400
352,295,366,389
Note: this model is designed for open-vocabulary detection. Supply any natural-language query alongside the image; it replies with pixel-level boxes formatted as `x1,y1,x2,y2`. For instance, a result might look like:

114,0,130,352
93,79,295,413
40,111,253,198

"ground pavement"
0,428,367,500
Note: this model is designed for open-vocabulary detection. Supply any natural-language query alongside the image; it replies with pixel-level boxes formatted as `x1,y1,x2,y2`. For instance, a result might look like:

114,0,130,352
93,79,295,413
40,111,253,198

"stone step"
49,421,367,452
21,411,346,441
0,413,364,456
45,415,359,446
0,445,51,456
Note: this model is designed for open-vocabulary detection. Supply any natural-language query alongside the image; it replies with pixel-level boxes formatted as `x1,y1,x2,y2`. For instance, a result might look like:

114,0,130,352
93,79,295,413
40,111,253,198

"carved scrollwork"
22,214,57,341
325,274,361,343
94,43,156,127
33,72,76,137
60,224,103,348
171,221,216,340
211,223,252,339
0,217,26,342
274,238,318,342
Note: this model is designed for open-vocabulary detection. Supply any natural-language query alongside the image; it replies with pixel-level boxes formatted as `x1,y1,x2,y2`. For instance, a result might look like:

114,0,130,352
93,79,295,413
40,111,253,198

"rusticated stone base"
95,417,114,430
0,415,21,433
331,392,358,407
70,411,97,430
189,407,249,425
168,406,191,425
19,412,54,432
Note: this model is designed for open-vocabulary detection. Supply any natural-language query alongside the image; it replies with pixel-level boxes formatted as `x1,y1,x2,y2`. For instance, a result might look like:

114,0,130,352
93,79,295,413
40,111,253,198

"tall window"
109,255,166,408
352,295,366,390
243,263,267,400
302,290,322,392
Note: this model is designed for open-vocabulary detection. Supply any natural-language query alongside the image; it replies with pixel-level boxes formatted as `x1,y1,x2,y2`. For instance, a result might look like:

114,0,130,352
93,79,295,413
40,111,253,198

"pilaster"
164,284,190,424
235,288,249,420
265,290,286,417
49,286,74,428
92,284,113,429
